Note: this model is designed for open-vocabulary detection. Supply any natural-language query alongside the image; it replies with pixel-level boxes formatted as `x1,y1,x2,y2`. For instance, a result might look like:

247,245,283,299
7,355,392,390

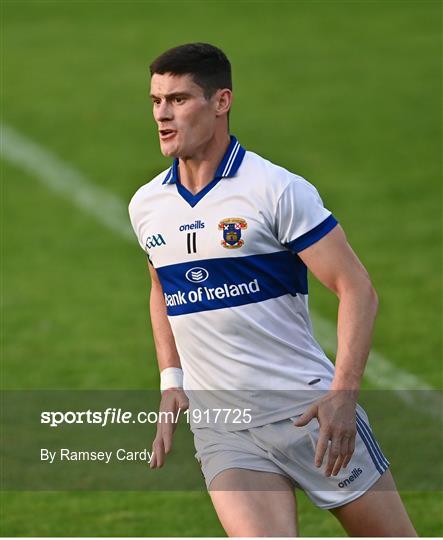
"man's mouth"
159,129,177,141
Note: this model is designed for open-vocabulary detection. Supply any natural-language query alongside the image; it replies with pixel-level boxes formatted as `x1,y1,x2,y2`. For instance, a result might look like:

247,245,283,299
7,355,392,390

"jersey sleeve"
276,175,338,253
128,197,145,251
128,193,154,265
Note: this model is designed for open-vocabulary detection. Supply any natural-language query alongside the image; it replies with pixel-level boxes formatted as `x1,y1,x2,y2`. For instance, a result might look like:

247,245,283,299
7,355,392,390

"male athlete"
129,43,416,536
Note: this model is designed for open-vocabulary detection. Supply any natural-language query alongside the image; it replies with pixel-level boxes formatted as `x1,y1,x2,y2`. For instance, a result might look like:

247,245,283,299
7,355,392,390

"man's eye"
174,97,184,104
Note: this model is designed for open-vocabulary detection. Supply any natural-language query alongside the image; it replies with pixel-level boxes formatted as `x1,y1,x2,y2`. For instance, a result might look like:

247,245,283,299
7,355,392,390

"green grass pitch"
1,0,441,536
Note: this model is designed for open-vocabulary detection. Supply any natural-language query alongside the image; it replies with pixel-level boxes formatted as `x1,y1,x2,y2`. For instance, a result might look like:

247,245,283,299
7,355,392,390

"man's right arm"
148,262,182,373
148,262,189,468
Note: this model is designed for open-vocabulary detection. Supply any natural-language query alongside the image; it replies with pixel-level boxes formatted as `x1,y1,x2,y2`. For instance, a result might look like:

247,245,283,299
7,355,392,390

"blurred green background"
2,0,441,536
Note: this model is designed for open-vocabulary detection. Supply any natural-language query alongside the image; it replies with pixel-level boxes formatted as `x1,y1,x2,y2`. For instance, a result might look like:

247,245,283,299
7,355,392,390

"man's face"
150,73,218,158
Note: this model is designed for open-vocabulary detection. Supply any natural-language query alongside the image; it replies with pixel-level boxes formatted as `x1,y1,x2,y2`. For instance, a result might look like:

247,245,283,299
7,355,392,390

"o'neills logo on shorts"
338,468,363,488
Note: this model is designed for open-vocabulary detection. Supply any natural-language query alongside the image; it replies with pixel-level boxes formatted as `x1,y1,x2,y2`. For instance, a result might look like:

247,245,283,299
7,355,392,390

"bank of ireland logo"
185,267,209,283
218,218,248,249
146,234,166,249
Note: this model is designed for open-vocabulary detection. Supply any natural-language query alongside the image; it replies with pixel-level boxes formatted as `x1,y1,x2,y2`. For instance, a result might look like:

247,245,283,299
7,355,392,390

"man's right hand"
150,387,189,469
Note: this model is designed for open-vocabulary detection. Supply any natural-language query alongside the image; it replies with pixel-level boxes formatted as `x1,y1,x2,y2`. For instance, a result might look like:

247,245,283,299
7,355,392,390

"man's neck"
177,133,230,195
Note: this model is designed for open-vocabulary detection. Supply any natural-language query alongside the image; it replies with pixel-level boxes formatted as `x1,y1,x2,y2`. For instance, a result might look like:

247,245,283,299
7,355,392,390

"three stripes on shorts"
356,411,389,475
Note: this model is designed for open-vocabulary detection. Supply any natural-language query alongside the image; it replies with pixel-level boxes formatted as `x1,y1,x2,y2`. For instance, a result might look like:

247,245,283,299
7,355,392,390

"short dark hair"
149,43,232,99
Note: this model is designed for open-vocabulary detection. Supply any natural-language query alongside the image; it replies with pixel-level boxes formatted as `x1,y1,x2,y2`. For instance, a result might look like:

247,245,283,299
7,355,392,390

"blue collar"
162,135,245,185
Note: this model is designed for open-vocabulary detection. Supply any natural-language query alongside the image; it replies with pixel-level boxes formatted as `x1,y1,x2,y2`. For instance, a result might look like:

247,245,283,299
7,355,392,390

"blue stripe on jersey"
162,135,245,186
285,214,338,253
163,167,173,184
216,137,243,178
156,250,308,316
176,176,224,208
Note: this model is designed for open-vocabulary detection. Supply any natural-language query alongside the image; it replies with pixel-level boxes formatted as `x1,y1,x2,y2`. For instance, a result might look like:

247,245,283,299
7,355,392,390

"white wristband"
160,367,183,393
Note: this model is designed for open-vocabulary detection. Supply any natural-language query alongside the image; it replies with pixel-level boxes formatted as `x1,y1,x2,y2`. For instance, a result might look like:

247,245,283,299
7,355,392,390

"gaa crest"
218,217,248,249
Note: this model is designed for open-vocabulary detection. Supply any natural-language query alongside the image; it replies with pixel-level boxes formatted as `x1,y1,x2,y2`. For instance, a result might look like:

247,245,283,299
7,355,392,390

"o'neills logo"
179,220,205,232
338,468,363,488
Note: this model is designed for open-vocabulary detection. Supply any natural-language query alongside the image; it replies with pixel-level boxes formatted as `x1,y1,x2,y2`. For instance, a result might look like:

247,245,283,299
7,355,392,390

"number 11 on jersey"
187,232,197,254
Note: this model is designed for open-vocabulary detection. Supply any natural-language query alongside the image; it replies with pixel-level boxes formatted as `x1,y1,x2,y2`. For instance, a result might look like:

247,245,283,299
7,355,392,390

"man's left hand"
293,391,357,477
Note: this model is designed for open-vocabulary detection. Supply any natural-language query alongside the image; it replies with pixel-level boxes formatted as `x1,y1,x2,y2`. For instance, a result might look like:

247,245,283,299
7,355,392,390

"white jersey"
129,136,339,428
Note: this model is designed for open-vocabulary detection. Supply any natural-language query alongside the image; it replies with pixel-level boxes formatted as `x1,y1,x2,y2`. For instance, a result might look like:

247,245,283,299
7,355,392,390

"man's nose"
154,100,173,122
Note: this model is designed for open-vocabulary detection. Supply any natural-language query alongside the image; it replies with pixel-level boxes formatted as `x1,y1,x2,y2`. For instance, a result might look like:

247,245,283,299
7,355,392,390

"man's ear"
215,89,233,116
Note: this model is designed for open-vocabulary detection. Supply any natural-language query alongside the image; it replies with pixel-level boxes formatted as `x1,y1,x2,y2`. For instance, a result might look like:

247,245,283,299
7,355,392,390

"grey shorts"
193,404,390,509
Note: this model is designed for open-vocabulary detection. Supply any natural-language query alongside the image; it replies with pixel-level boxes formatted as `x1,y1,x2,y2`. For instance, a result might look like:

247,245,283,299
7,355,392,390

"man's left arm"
294,223,379,477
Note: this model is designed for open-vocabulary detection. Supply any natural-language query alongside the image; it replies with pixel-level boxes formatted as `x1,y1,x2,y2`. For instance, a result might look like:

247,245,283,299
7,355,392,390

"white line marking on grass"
311,316,433,390
311,315,441,417
1,123,440,416
1,123,134,241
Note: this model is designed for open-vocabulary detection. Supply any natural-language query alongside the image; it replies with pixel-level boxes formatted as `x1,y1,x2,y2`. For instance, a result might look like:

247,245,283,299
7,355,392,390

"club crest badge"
218,217,248,249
